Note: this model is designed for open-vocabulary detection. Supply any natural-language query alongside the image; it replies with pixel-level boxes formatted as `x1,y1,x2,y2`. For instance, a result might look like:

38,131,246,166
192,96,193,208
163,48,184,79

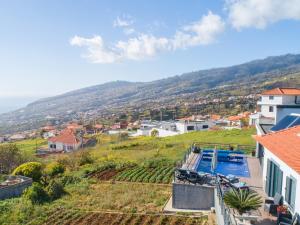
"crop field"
40,209,209,225
115,166,174,184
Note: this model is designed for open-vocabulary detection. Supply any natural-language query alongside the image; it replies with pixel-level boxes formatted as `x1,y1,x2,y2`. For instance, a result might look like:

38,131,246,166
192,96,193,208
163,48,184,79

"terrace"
172,143,278,225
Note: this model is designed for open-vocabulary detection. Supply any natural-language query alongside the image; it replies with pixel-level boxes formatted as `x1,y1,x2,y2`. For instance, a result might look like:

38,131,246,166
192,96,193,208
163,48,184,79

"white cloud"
70,36,120,63
113,16,134,28
123,27,135,35
226,0,300,29
70,12,225,64
174,11,225,48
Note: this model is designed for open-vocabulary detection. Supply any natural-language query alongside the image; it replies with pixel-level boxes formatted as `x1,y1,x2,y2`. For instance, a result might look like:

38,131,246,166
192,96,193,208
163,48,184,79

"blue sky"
0,0,300,99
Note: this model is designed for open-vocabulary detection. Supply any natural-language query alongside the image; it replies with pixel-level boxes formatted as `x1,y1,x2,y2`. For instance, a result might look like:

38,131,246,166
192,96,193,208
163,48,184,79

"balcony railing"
216,179,237,225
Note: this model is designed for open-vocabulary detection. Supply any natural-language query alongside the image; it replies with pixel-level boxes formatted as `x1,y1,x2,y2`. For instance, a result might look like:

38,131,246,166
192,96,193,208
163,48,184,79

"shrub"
23,183,49,204
224,189,262,215
13,162,43,182
59,175,81,186
151,129,159,137
77,151,94,166
46,180,66,201
45,162,65,177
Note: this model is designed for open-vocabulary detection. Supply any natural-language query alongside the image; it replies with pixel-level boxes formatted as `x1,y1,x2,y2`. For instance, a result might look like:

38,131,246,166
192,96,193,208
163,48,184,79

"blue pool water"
196,150,250,177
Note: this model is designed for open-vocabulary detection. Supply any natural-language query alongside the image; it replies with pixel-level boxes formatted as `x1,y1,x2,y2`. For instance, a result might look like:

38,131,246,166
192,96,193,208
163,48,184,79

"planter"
232,209,260,225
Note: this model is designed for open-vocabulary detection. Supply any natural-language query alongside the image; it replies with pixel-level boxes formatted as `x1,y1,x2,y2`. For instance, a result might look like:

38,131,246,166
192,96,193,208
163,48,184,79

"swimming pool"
196,149,250,177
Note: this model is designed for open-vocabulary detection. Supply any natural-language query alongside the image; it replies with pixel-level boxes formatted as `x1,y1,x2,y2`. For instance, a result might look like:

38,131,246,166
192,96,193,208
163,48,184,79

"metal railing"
216,179,237,225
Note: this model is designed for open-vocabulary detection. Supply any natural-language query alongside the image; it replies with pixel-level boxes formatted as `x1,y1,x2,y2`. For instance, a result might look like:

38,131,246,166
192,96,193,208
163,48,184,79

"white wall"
151,128,179,137
260,105,277,118
258,95,283,105
263,147,300,214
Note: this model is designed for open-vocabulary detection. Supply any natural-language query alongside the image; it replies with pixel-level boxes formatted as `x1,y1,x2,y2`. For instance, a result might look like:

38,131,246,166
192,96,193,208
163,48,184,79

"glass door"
266,159,283,197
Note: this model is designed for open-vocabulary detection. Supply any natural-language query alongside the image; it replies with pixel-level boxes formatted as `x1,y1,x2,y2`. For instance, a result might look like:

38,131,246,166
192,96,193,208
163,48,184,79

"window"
285,176,296,211
202,125,209,129
269,106,274,112
269,96,274,100
296,96,300,104
187,126,195,131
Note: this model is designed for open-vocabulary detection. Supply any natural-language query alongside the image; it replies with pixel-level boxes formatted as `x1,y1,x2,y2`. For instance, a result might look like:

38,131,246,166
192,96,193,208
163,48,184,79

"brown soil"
89,168,123,181
44,211,208,225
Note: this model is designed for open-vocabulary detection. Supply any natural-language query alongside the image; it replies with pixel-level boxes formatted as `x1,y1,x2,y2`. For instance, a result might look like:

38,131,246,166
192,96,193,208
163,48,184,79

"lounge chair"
278,213,298,225
264,193,283,215
175,169,189,182
186,171,208,184
217,174,249,191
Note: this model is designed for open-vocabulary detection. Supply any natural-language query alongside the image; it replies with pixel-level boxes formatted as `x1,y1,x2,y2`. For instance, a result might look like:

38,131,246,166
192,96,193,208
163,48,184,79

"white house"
254,126,300,214
133,120,215,137
250,88,300,129
175,120,214,134
48,129,82,152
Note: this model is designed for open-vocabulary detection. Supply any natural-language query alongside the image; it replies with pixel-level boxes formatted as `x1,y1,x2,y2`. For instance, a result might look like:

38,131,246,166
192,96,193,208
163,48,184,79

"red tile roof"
228,115,243,121
254,126,300,174
210,114,221,120
261,88,300,95
48,129,80,145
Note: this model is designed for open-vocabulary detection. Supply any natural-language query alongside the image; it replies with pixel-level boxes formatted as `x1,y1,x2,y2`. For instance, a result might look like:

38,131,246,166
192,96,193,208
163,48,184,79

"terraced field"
114,166,174,184
89,165,175,184
39,209,208,225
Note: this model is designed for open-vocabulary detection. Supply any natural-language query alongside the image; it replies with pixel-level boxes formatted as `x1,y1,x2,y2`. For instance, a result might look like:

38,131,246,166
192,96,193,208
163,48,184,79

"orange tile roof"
261,88,300,95
211,114,221,120
49,129,80,145
228,115,243,121
254,126,300,174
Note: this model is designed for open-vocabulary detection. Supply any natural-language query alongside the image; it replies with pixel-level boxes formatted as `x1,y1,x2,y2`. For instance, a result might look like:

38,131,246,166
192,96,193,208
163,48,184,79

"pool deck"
241,157,277,225
183,153,277,224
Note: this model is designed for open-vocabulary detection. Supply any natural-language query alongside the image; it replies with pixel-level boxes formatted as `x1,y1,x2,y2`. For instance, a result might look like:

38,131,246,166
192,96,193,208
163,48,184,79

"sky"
0,0,300,102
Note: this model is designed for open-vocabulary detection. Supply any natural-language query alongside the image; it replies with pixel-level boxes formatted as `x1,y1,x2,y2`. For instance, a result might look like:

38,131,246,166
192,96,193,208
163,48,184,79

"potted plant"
277,205,288,215
224,189,262,223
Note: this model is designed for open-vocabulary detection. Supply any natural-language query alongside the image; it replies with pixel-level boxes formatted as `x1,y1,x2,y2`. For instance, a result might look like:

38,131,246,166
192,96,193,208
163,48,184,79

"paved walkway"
240,157,277,225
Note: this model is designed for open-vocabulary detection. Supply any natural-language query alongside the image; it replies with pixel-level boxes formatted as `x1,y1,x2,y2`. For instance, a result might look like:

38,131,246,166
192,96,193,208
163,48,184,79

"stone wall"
172,182,215,210
0,176,32,200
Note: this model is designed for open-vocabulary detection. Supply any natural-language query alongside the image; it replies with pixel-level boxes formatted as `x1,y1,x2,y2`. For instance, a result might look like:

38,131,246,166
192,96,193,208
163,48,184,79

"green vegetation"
115,165,174,184
12,162,43,182
14,138,47,155
23,183,49,204
45,162,65,177
0,128,255,224
224,189,262,215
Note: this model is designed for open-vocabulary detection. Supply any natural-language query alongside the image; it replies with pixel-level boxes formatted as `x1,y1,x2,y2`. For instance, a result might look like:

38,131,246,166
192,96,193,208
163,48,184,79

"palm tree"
224,189,262,215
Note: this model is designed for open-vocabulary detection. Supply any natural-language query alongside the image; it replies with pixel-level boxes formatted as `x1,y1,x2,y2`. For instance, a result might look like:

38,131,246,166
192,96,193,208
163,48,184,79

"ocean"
0,97,39,114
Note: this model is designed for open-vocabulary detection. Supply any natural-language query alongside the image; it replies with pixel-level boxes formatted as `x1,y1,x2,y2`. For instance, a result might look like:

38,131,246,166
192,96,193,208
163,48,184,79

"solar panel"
291,116,300,127
271,115,299,132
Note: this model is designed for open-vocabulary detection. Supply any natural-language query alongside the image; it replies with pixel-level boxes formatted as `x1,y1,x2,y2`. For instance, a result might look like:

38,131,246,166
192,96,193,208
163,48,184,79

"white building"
48,129,82,152
250,88,300,129
133,120,214,137
255,126,300,214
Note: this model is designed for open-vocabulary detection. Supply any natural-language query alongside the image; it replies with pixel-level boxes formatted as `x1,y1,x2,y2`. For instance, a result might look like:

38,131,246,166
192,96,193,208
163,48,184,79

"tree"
224,189,262,215
151,129,159,137
0,144,23,174
13,162,43,182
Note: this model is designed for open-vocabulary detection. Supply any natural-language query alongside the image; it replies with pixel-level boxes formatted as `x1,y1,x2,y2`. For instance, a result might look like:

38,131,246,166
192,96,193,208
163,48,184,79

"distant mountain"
1,53,300,134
